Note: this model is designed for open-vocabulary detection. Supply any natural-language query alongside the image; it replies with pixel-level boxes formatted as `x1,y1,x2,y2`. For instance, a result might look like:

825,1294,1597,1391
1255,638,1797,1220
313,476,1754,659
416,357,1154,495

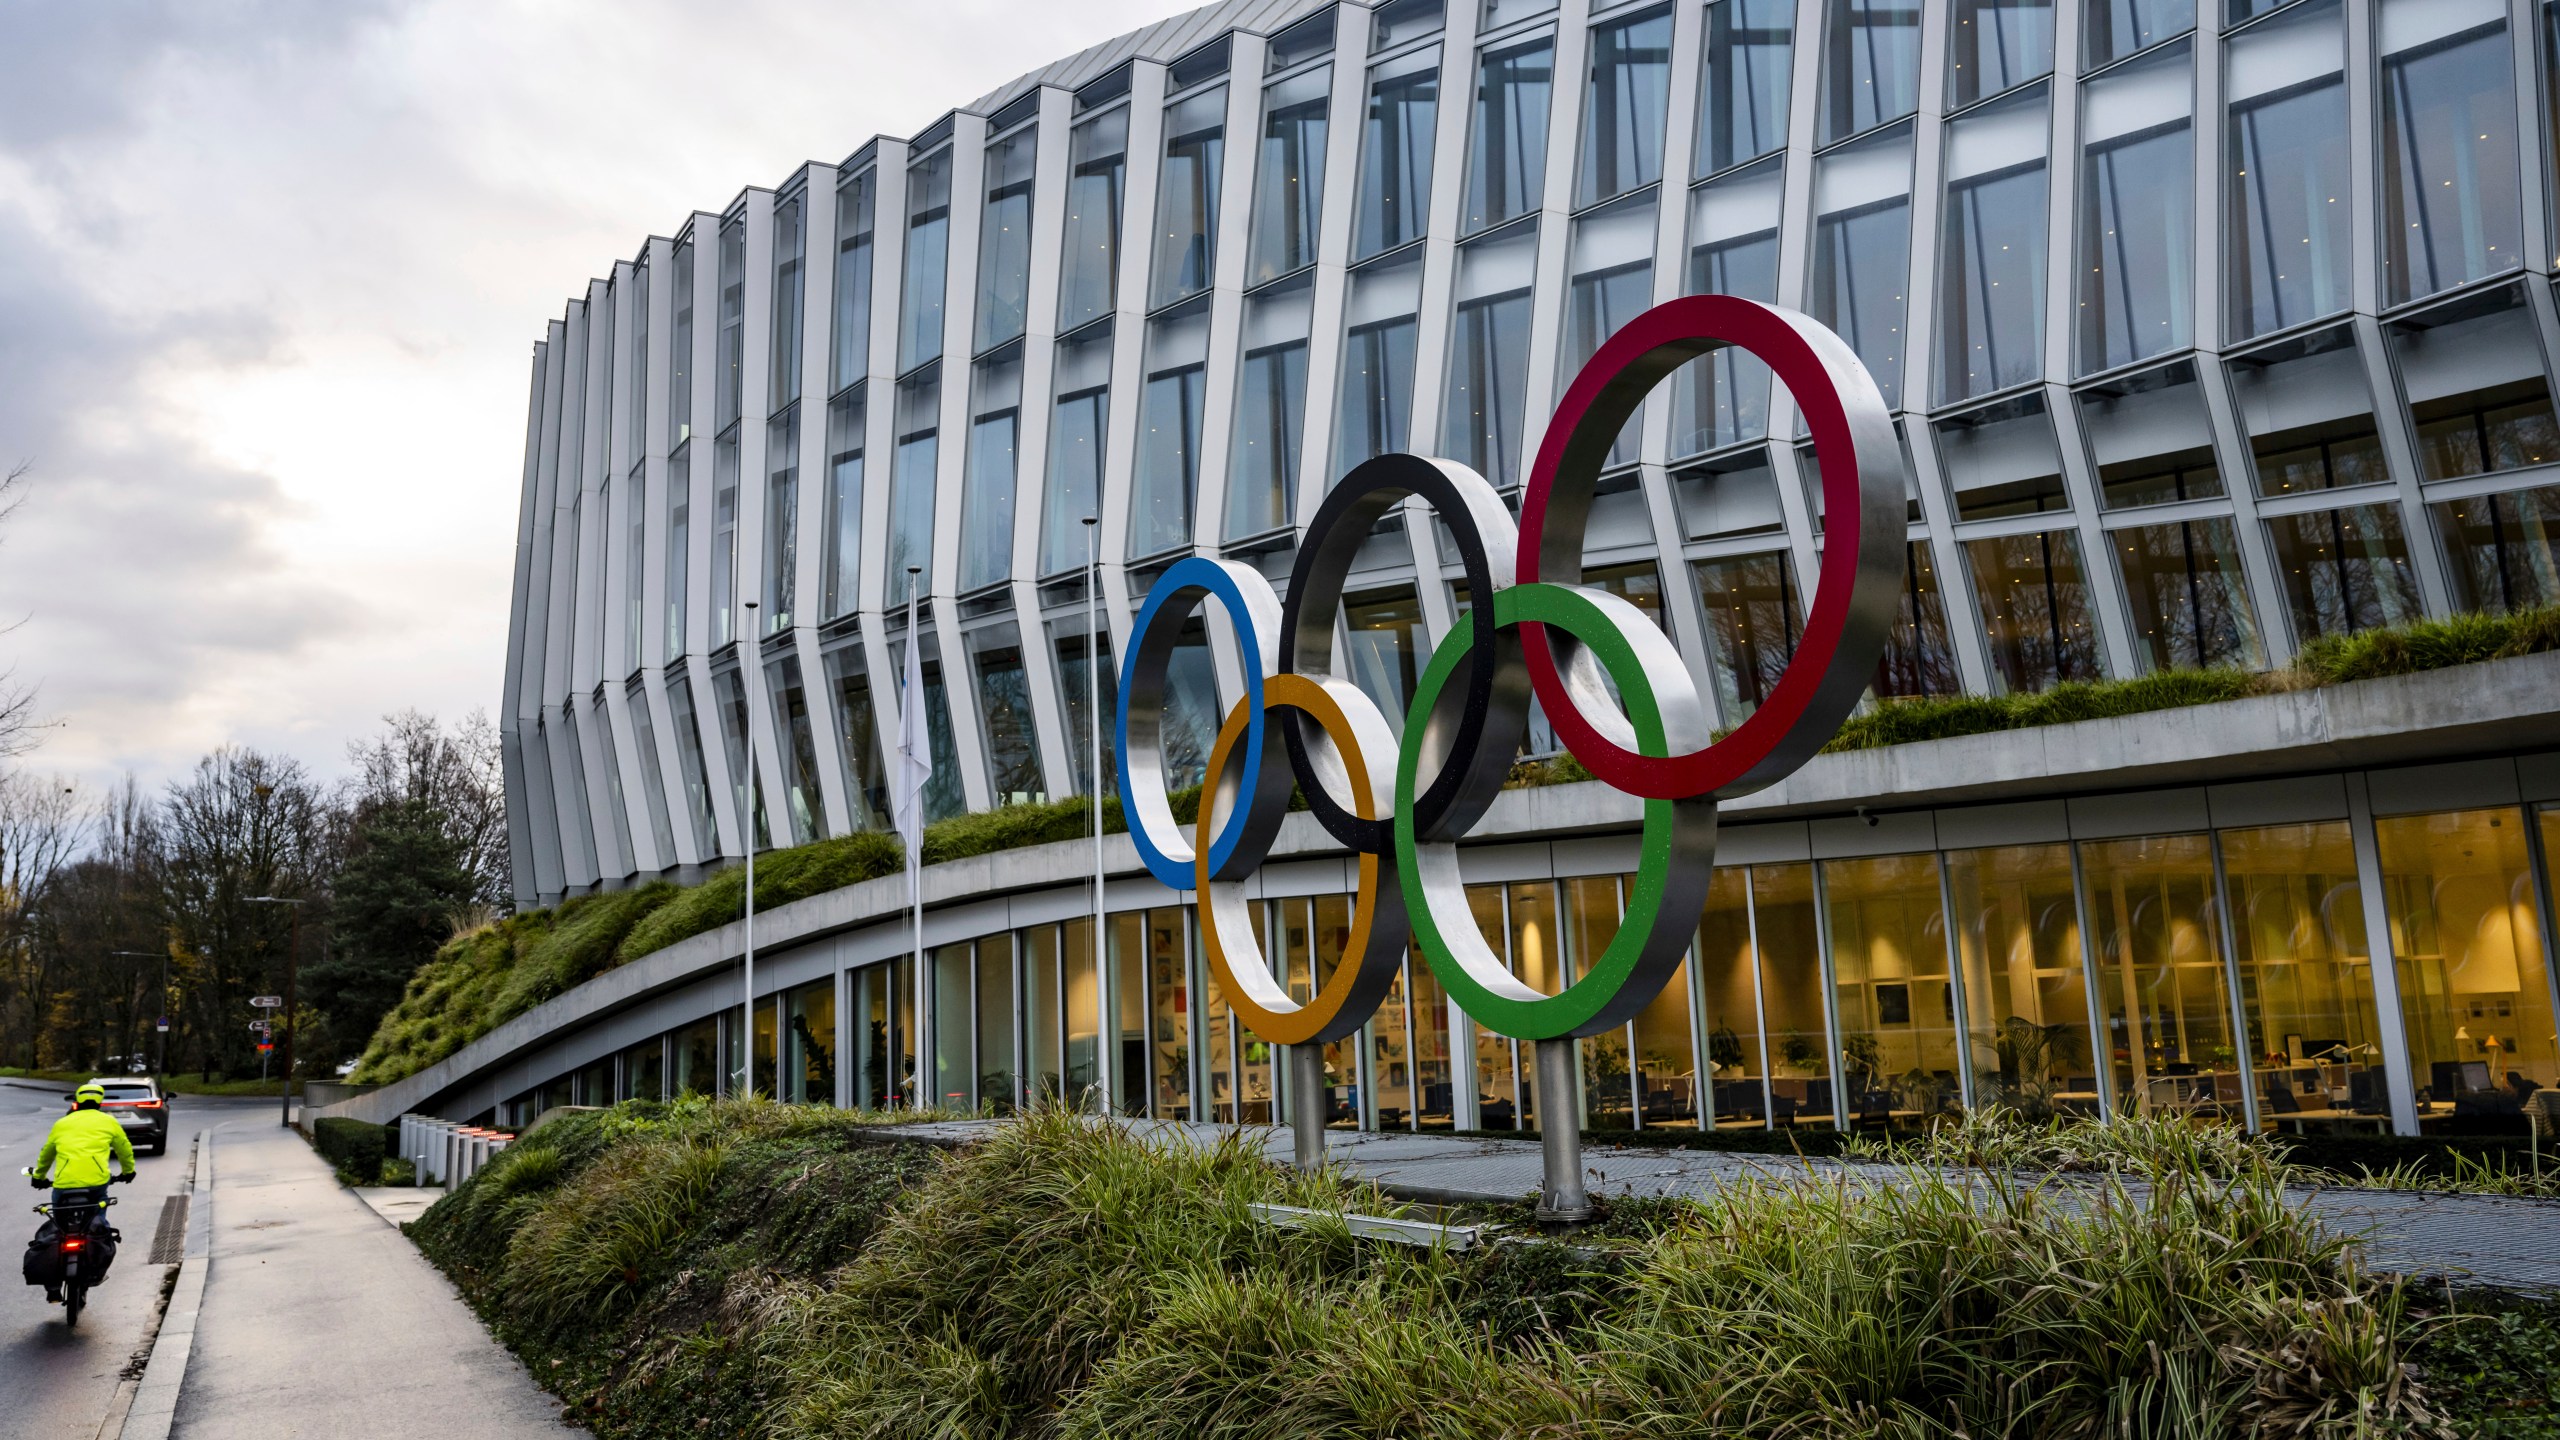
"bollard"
1288,1044,1327,1172
1532,1039,1591,1222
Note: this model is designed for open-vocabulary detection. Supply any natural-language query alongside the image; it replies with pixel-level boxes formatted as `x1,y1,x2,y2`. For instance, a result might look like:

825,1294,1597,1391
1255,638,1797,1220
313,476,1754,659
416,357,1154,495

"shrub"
312,1116,387,1185
2296,602,2560,684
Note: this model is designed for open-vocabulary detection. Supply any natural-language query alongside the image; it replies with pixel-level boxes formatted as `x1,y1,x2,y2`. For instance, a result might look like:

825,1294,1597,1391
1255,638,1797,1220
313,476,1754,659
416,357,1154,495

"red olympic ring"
1516,295,1905,801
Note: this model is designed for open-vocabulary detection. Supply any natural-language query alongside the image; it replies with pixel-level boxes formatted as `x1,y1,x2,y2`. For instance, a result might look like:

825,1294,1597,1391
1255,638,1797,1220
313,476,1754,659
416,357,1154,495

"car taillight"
134,1099,160,1109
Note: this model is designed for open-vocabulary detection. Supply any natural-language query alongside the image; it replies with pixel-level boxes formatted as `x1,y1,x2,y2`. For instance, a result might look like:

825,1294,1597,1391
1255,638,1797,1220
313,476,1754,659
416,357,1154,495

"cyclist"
28,1082,136,1304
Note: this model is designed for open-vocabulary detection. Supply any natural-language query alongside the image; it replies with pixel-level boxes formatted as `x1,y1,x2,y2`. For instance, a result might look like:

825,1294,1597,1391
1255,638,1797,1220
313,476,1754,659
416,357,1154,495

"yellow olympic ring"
1194,673,1410,1046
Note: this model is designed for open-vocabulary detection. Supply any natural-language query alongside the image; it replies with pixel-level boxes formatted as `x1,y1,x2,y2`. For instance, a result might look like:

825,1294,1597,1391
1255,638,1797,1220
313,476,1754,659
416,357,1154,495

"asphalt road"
0,1083,270,1439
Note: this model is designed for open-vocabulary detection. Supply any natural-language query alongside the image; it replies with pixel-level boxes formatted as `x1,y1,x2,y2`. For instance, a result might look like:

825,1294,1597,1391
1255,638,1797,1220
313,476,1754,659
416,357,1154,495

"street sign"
257,1042,272,1055
155,1020,168,1033
250,995,282,1009
248,1019,272,1035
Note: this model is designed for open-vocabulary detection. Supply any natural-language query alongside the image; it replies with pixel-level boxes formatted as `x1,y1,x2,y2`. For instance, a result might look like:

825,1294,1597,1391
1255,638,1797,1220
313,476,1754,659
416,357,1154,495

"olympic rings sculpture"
1116,296,1905,1048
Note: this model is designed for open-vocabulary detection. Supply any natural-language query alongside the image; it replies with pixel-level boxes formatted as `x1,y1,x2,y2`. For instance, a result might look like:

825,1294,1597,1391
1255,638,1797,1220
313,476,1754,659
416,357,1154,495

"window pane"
711,436,739,646
624,472,647,666
2263,503,2424,643
626,680,677,862
1355,53,1439,256
824,646,890,830
2224,821,2387,1132
1463,37,1553,232
1050,621,1117,797
1821,0,1922,145
1939,89,2047,404
916,651,964,822
763,421,798,629
2233,329,2385,497
1938,396,2067,519
1698,0,1794,177
833,172,874,391
2413,381,2560,482
823,395,863,618
932,942,971,1108
666,673,719,854
1825,853,1962,1129
771,194,805,409
975,127,1037,350
1949,0,2054,107
670,237,694,446
2079,120,2193,373
2084,0,2192,68
664,451,690,659
766,655,823,844
1042,384,1108,576
887,427,937,605
1151,89,1227,309
1754,863,1832,1128
970,635,1043,805
1060,110,1128,330
1692,550,1802,723
627,262,651,464
1675,161,1782,454
1962,529,2105,691
2109,516,2267,672
2382,24,2523,304
1567,259,1654,465
1577,5,1675,207
2229,79,2350,339
1228,342,1308,538
1130,364,1206,557
1249,69,1329,284
1946,844,2094,1117
713,666,767,849
1444,221,1537,479
2082,833,2240,1121
2078,360,2224,508
1812,197,1912,409
2436,483,2560,613
1875,539,1962,697
1696,868,1767,1127
959,409,1017,591
977,939,1017,1114
2379,807,2560,1101
716,221,745,429
898,150,952,372
1335,316,1419,472
1343,588,1429,735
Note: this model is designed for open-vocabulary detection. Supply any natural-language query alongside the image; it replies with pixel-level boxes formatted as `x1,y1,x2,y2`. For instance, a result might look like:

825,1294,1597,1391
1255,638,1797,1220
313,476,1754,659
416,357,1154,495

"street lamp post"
741,598,760,1100
1082,517,1104,1114
108,951,165,1074
246,897,303,1128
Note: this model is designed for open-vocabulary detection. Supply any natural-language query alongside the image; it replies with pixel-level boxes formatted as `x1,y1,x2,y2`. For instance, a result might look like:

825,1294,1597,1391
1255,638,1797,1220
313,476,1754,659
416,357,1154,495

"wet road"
0,1083,268,1438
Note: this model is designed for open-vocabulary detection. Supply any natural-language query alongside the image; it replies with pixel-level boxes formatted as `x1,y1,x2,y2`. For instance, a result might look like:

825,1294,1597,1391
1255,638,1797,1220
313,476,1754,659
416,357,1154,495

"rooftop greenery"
351,603,2560,1087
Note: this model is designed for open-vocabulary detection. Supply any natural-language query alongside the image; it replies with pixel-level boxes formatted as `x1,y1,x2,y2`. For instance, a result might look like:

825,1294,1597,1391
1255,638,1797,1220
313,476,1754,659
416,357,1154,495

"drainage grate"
148,1196,188,1264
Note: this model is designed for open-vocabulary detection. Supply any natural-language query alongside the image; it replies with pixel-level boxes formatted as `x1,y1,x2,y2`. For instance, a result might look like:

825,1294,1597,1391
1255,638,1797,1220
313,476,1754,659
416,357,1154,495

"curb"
117,1128,213,1440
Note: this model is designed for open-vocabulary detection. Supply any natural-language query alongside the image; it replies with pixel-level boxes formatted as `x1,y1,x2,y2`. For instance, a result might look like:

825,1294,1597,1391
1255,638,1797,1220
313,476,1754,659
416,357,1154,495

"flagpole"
906,566,924,1110
742,598,759,1100
1083,516,1102,1115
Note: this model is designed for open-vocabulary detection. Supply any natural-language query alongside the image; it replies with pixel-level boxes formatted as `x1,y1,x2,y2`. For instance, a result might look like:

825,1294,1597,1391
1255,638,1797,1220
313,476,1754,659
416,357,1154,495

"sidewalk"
890,1117,2560,1292
160,1117,581,1440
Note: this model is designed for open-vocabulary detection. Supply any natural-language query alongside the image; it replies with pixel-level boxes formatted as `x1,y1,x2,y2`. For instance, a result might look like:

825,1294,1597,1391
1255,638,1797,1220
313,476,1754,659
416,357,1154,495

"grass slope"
406,1100,2556,1439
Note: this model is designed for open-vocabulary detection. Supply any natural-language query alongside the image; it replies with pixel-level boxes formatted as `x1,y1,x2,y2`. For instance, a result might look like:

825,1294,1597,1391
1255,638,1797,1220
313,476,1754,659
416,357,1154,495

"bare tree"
0,769,86,1066
157,748,328,1077
0,461,44,759
342,709,509,908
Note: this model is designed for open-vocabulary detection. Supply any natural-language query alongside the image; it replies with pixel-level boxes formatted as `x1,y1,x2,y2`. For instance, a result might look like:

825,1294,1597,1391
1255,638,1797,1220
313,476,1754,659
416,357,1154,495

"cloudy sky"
0,0,1181,793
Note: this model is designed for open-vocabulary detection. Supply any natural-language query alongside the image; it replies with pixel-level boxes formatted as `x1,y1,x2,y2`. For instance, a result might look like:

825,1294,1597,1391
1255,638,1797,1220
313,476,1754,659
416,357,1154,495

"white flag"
892,624,933,855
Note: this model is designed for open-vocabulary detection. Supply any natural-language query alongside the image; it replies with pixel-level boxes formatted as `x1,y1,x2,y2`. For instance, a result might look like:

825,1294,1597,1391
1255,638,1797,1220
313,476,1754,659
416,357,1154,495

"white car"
83,1077,171,1156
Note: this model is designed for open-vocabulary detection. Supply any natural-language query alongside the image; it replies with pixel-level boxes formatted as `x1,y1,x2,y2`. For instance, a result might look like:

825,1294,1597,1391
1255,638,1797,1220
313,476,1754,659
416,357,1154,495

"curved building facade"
480,0,2560,1141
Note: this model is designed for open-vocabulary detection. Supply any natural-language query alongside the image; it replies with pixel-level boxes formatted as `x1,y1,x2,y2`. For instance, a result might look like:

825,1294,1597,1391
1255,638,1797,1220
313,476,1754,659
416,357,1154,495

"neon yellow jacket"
36,1107,135,1188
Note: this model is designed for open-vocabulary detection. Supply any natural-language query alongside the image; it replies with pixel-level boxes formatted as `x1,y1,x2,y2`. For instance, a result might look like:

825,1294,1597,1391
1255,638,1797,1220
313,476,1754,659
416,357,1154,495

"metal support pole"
744,598,760,1100
1288,1043,1327,1171
1534,1038,1591,1222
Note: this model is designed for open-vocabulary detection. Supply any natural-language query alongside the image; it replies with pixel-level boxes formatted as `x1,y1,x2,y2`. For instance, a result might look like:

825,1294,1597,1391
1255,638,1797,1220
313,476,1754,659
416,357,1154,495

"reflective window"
713,666,767,849
2414,383,2560,481
1577,4,1675,208
766,655,823,844
914,648,965,822
824,646,891,830
771,192,805,409
1463,36,1554,233
968,628,1043,805
1059,109,1128,330
1695,869,1768,1126
784,976,836,1106
664,451,690,659
1692,550,1801,723
624,471,647,668
2436,483,2560,613
710,438,739,646
1228,341,1308,538
1354,48,1440,257
959,408,1018,592
1946,845,2093,1117
975,126,1037,351
1939,89,2049,404
1567,256,1654,466
977,938,1017,1114
2232,327,2385,496
2109,516,2267,671
1675,160,1781,454
2263,503,2425,643
665,673,719,854
1050,620,1117,797
1151,88,1227,308
626,262,651,464
832,171,874,392
1156,614,1222,792
2077,359,2225,508
1752,864,1832,1127
2084,0,2192,68
2077,43,2194,375
1041,333,1112,576
823,395,863,619
2379,808,2560,1098
1697,0,1793,177
1876,539,1963,697
1963,529,2105,690
763,420,798,630
1820,0,1922,145
716,220,745,430
1131,363,1207,557
2224,821,2386,1132
670,236,694,447
1443,228,1538,483
1949,0,2054,107
2227,3,2349,339
2381,9,2522,305
887,377,938,604
898,149,952,372
1937,393,2068,519
2389,287,2560,482
1249,68,1330,284
2083,833,2237,1121
1336,257,1423,473
1811,127,1914,409
1825,854,1962,1127
1343,588,1430,734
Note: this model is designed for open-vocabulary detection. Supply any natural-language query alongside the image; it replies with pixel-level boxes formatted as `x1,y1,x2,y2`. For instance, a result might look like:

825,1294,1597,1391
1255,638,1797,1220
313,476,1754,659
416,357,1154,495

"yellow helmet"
74,1083,105,1104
